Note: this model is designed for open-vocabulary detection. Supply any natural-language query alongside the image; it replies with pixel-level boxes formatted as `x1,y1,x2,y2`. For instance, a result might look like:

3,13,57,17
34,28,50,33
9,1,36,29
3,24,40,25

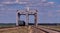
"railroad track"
30,26,60,33
31,26,48,33
38,26,60,32
0,26,59,33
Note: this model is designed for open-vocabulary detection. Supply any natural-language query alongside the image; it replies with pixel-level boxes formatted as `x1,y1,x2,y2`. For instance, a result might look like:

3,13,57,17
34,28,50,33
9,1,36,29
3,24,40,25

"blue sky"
0,0,60,23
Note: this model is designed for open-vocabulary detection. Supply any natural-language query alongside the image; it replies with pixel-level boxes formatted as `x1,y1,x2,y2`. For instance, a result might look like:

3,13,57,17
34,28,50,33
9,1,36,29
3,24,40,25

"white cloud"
41,0,47,2
16,0,19,3
0,0,15,2
0,0,55,7
27,0,55,7
56,5,60,8
0,0,56,8
1,2,16,4
0,4,4,6
0,9,17,10
56,10,60,12
0,1,27,4
48,2,55,5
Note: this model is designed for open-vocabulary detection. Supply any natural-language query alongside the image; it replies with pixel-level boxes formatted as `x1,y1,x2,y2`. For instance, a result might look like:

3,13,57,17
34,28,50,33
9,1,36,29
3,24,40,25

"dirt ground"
0,26,29,33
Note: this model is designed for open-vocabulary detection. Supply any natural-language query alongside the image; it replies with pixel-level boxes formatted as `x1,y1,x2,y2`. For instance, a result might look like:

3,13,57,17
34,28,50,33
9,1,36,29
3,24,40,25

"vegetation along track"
31,26,60,33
